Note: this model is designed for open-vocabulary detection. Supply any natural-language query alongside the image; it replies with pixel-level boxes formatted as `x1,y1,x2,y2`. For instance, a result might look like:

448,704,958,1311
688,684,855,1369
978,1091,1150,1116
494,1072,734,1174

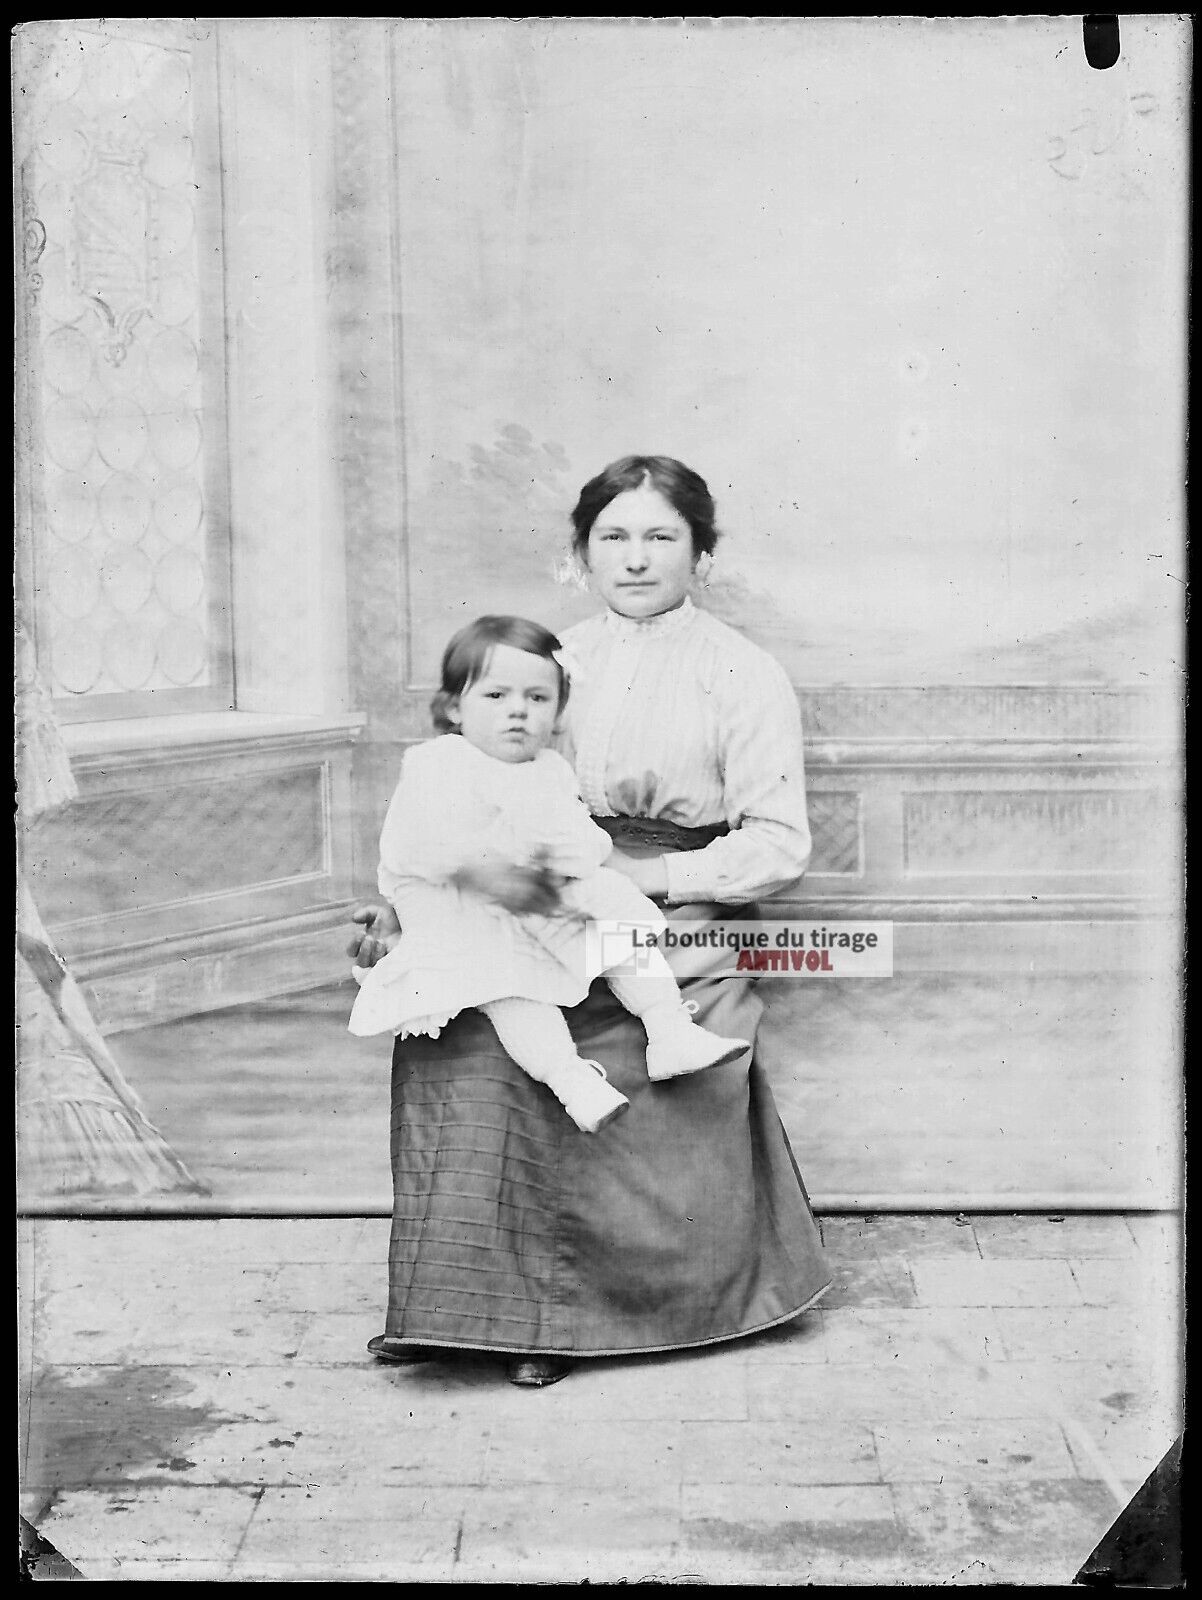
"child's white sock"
480,997,628,1133
604,948,691,1038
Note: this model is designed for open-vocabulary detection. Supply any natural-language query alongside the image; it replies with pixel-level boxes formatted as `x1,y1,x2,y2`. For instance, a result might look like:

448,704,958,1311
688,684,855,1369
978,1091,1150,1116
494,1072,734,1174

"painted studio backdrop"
14,17,1186,1213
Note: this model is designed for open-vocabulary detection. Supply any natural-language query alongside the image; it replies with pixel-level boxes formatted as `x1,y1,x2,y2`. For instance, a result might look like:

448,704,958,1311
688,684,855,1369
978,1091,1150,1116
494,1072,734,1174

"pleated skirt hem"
375,1278,832,1360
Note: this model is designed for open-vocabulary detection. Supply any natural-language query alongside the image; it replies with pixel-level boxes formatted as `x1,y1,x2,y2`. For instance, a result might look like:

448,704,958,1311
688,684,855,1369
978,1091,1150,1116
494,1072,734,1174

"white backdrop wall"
387,16,1187,691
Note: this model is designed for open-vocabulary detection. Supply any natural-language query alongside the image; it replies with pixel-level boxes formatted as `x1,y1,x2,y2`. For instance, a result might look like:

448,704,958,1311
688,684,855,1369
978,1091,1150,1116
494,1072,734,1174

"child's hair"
430,615,570,734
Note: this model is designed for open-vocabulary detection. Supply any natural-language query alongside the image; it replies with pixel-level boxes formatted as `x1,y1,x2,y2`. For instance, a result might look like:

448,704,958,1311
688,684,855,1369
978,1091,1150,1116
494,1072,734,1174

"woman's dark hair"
431,615,569,734
569,455,720,559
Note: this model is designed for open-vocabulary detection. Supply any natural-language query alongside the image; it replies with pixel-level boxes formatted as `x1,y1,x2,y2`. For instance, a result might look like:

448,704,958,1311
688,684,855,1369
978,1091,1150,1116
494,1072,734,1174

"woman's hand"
605,848,669,901
347,902,402,967
452,857,564,915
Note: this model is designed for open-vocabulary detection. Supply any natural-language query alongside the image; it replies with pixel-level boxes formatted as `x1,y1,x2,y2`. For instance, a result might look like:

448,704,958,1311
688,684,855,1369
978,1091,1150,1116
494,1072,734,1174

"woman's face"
583,484,698,619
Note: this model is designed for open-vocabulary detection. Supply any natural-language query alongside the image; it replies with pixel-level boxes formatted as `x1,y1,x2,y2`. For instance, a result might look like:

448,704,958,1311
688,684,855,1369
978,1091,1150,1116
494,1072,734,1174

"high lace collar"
602,595,697,639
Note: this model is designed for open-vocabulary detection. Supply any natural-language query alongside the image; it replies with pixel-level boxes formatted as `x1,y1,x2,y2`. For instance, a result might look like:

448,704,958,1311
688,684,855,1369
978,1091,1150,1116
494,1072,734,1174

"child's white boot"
643,1000,750,1082
547,1058,629,1133
479,998,629,1134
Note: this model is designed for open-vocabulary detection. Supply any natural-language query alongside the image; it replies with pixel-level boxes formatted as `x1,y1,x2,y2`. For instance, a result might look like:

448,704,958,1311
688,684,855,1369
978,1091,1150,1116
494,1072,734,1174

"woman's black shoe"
506,1355,574,1387
367,1335,437,1364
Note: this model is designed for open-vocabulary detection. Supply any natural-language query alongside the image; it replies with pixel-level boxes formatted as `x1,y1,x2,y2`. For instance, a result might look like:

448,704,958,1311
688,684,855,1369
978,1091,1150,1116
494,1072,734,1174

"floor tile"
993,1304,1168,1364
820,1214,980,1259
822,1306,1007,1366
909,1256,1083,1307
99,1411,491,1492
1003,1357,1181,1418
680,1481,909,1584
891,1477,1119,1586
20,1212,1184,1589
1125,1212,1183,1257
1061,1409,1184,1499
101,1419,323,1489
923,1357,1176,1431
233,1484,464,1571
972,1214,1137,1259
1069,1254,1183,1308
481,1416,683,1489
872,1418,1076,1482
678,1418,880,1486
819,1254,920,1310
85,1361,300,1425
22,1364,287,1495
222,1356,518,1430
682,1480,896,1525
235,1559,463,1582
452,1552,693,1586
747,1359,937,1423
21,1425,119,1495
677,1535,912,1587
89,1558,239,1581
457,1483,682,1574
33,1484,261,1568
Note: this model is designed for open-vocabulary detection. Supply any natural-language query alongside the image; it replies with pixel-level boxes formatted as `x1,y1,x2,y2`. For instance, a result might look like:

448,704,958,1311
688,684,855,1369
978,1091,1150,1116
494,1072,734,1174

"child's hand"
453,859,563,914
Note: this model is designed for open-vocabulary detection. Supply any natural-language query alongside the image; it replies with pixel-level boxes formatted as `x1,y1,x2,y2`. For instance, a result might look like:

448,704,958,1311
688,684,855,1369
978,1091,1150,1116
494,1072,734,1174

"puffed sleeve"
377,741,500,899
661,650,812,906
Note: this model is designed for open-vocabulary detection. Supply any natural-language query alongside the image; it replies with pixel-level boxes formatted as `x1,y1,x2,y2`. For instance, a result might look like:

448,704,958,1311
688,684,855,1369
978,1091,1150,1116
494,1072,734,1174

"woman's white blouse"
557,597,812,905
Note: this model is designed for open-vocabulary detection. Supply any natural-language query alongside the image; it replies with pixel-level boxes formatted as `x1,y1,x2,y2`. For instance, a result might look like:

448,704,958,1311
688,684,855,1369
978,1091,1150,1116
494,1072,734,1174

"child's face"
449,644,562,763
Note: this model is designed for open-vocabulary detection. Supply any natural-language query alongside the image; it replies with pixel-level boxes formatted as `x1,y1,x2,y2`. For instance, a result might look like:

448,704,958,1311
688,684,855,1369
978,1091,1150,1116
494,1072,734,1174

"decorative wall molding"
26,717,363,992
75,903,362,1037
807,790,863,876
902,788,1167,877
802,732,1177,920
795,683,1180,742
808,736,1175,771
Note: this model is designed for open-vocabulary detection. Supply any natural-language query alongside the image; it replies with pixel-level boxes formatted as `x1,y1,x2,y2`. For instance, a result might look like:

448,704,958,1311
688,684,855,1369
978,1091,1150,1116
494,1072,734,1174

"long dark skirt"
384,943,831,1357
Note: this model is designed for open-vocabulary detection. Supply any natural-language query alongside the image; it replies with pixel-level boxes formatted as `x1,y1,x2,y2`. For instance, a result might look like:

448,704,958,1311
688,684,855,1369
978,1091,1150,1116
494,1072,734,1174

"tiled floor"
18,1212,1182,1584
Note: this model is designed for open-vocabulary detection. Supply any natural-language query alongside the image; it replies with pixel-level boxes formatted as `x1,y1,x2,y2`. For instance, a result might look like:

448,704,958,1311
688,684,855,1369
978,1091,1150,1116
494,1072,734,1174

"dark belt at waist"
591,814,730,853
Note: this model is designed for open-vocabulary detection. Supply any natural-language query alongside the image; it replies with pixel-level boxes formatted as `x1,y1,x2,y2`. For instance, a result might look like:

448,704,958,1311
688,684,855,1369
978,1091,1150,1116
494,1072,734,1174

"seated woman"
351,454,831,1386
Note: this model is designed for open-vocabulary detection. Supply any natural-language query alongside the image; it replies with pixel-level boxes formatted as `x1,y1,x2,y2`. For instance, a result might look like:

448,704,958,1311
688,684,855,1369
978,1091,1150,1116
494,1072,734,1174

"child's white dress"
348,735,665,1039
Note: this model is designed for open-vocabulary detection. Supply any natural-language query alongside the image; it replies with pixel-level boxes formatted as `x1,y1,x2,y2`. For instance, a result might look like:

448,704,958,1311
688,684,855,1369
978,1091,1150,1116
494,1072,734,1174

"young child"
348,614,749,1132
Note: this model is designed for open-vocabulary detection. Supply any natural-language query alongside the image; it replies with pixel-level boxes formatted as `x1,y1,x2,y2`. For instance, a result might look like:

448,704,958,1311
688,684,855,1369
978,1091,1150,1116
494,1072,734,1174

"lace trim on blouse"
602,595,696,639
